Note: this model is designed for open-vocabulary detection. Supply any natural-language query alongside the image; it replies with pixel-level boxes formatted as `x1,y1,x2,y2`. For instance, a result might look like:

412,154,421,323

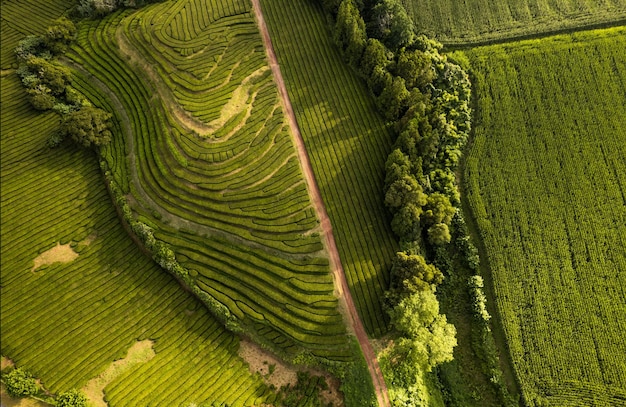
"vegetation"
3,368,39,398
0,71,275,405
55,389,88,407
260,0,398,338
465,27,626,405
64,0,358,371
400,0,626,44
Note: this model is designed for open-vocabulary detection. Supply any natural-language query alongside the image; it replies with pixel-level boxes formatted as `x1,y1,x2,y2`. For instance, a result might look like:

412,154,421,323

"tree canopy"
61,106,113,148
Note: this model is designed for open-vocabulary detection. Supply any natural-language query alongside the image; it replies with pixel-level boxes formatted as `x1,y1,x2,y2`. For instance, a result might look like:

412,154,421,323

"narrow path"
250,1,390,406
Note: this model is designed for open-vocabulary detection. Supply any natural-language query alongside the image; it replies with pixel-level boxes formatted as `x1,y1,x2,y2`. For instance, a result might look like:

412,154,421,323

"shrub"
4,368,39,398
56,389,88,407
61,106,112,147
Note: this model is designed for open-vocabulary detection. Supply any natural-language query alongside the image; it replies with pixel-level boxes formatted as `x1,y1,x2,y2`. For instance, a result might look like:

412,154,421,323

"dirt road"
250,1,390,405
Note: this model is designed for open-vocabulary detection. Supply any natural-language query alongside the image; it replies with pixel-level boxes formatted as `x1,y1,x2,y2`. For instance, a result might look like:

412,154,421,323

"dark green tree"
384,148,411,190
395,48,434,89
370,0,414,49
61,106,112,147
389,251,443,297
335,0,367,65
360,38,389,78
377,76,409,120
44,17,77,54
25,56,71,95
384,175,426,211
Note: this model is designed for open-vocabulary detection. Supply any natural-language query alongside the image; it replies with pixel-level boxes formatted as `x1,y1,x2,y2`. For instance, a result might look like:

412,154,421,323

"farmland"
464,27,626,405
401,0,626,44
0,72,274,405
66,0,356,364
259,0,398,337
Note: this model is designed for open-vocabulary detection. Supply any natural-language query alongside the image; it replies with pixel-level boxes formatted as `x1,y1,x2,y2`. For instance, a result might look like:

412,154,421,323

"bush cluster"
3,368,39,398
15,18,113,149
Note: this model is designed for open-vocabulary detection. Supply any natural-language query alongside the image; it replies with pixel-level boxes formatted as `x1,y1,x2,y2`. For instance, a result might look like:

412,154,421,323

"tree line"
15,18,113,148
317,0,475,404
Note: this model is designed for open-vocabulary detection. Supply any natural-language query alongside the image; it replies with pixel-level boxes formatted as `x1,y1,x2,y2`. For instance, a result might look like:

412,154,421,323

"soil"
80,340,155,407
31,243,78,272
238,339,342,406
250,1,390,405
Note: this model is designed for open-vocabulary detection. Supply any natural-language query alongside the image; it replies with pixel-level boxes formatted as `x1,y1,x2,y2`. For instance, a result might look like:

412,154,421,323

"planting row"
0,71,273,406
260,0,398,336
465,27,626,405
67,0,355,362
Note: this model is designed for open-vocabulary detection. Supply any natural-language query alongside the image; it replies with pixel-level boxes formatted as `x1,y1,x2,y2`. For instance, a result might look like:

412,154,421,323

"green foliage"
465,27,626,405
395,47,434,89
335,0,367,65
3,368,39,398
15,36,46,60
385,175,426,210
389,291,457,371
24,56,71,94
275,371,330,407
61,106,112,147
55,389,88,407
44,17,77,54
388,251,443,300
370,0,415,49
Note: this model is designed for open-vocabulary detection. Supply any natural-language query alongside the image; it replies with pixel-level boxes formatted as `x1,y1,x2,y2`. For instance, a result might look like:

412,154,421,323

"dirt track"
250,1,390,405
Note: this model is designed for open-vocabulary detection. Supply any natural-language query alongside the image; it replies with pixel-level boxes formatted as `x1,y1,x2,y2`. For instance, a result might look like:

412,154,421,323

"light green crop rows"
0,0,72,66
400,0,626,45
259,0,398,337
67,0,353,361
0,73,274,405
464,27,626,406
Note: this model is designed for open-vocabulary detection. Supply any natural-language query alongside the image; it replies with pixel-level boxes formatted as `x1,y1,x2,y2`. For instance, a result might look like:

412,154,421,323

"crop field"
0,73,274,405
259,0,397,337
0,0,72,64
401,0,626,44
464,27,626,405
66,0,354,362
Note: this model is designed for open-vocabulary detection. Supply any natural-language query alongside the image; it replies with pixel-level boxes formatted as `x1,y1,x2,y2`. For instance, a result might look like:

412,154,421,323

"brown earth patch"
238,339,342,406
81,340,155,407
32,243,78,272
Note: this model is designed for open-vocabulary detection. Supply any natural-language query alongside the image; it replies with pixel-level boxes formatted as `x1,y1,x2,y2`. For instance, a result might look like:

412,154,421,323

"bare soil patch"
0,385,49,407
238,339,342,406
31,243,78,272
81,340,155,407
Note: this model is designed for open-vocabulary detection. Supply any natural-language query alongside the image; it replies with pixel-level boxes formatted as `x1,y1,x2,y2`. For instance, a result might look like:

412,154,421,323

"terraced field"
464,27,626,406
401,0,626,44
259,0,397,337
0,72,274,406
66,0,354,362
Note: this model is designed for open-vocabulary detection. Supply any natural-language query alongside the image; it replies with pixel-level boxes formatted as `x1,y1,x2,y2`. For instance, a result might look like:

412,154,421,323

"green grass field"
401,0,626,44
65,0,356,363
464,27,626,406
0,72,275,405
260,0,398,337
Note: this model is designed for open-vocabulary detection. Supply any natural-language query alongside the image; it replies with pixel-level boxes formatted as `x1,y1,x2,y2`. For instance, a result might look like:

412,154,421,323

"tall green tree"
61,106,113,148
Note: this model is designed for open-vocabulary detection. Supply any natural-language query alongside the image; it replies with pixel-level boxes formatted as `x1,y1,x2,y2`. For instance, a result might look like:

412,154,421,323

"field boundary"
250,0,390,405
442,18,626,49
